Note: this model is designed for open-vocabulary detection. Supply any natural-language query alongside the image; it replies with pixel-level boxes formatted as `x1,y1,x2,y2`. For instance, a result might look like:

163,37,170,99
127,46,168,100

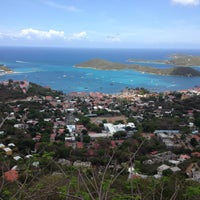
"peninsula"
75,59,200,77
0,64,13,75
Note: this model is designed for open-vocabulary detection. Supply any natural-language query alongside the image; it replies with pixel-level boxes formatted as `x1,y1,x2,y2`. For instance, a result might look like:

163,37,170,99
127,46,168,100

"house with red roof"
191,152,200,157
4,170,18,182
111,140,124,148
76,142,84,149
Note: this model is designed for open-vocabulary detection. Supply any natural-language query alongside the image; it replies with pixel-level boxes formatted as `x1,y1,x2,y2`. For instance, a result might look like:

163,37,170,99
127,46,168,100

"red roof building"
111,140,124,148
76,142,84,149
4,170,18,182
191,152,200,157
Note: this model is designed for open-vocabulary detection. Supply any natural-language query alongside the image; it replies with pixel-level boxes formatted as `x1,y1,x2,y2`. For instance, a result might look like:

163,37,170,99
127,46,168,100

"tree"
190,138,198,147
194,117,200,128
162,168,173,177
17,138,35,154
83,135,91,143
78,116,90,126
113,131,127,139
56,146,71,158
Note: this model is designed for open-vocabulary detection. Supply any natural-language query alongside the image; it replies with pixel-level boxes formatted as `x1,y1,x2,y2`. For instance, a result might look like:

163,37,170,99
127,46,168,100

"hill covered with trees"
76,59,200,77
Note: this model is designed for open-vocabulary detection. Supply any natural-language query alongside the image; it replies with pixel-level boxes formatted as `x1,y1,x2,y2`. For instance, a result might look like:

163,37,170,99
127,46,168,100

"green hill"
0,80,63,101
168,66,200,76
169,55,200,66
75,59,200,77
75,59,128,70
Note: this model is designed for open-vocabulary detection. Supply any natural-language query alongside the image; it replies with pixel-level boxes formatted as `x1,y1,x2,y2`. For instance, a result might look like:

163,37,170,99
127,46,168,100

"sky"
0,0,200,48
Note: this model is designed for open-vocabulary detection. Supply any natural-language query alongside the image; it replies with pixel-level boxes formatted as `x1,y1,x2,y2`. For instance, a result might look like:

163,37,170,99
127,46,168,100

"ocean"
0,46,200,94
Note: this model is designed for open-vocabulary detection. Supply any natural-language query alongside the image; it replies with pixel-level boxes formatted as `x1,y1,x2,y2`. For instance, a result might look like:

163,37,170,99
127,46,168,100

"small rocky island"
75,58,200,77
0,64,13,75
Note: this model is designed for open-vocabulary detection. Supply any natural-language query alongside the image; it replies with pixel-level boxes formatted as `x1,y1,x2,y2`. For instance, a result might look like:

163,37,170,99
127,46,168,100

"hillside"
167,66,200,76
169,55,200,66
75,59,200,77
0,80,63,101
75,59,129,70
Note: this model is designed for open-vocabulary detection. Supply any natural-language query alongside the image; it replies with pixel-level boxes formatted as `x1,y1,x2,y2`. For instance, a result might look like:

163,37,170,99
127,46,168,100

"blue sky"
0,0,200,48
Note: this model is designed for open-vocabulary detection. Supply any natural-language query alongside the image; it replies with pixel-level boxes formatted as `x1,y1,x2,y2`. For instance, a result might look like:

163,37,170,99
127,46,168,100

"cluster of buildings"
1,81,200,182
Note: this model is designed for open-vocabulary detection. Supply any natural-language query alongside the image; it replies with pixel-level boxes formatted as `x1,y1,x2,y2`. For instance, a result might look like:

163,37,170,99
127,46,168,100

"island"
128,54,200,67
75,58,200,77
0,64,13,75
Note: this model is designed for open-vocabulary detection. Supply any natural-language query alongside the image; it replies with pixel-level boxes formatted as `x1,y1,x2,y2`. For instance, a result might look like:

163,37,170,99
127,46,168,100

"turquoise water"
0,47,200,93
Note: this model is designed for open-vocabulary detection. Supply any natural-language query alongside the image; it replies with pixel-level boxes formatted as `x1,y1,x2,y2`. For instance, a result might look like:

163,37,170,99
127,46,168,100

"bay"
0,46,200,93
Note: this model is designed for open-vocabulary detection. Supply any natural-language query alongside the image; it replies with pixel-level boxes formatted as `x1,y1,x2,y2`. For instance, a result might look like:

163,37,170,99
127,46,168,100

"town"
1,79,200,199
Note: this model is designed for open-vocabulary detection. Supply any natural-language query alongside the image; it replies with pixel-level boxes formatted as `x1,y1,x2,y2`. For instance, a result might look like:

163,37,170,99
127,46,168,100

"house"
76,142,84,149
128,165,148,180
13,155,22,161
32,161,40,168
104,123,116,134
25,154,33,159
0,143,5,149
65,136,75,141
88,132,112,139
0,131,5,136
179,154,191,161
67,125,76,133
45,96,53,101
4,170,18,182
142,133,155,140
14,123,28,129
154,130,179,135
104,123,126,134
76,125,86,133
151,151,178,163
157,164,170,175
111,140,124,148
170,166,181,173
168,160,180,166
191,152,200,157
127,122,136,129
8,143,15,148
3,147,12,155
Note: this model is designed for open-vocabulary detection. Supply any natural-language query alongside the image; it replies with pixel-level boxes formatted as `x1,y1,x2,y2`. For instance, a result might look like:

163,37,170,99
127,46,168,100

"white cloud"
172,0,200,6
69,31,88,40
0,29,90,43
19,28,65,40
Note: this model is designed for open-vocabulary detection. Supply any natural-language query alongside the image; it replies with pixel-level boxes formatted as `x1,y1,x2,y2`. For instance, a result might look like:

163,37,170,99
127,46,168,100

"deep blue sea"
0,46,200,94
